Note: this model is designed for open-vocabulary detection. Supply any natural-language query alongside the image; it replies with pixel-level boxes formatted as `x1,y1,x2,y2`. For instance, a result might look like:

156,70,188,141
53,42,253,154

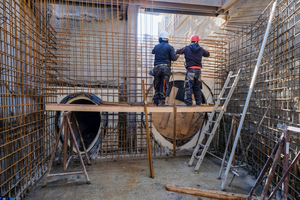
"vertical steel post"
221,0,278,190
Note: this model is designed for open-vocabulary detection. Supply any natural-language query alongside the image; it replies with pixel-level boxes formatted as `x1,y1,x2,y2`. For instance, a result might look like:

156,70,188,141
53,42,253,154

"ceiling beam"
59,0,223,17
144,8,218,17
219,0,241,12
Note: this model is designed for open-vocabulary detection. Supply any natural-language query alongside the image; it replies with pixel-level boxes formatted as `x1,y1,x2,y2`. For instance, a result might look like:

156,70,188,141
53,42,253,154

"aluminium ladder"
188,69,242,173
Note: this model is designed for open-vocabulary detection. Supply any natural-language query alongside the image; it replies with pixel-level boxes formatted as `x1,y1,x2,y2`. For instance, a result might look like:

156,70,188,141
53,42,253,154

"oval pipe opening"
58,96,102,155
151,74,213,149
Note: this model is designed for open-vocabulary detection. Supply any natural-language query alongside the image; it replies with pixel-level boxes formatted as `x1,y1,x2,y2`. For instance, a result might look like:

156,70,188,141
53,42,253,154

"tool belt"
187,66,202,69
154,63,169,68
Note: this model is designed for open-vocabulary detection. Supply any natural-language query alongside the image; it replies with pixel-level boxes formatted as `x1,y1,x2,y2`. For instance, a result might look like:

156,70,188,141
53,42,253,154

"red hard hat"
190,34,199,42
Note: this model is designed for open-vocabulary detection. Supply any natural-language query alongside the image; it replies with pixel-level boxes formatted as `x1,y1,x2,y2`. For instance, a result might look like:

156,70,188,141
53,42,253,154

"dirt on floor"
25,155,262,200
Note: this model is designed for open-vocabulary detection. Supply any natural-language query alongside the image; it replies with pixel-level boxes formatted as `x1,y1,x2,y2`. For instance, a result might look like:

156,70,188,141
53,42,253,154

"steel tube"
221,0,278,190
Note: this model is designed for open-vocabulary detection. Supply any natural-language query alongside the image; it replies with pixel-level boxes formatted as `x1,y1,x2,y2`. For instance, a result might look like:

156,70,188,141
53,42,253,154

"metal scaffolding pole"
220,0,278,190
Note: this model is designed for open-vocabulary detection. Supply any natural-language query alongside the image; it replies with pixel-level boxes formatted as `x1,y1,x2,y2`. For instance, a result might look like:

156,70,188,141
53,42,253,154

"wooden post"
63,118,68,171
260,136,284,200
66,116,91,183
142,80,154,178
246,135,283,200
173,106,177,157
268,150,300,200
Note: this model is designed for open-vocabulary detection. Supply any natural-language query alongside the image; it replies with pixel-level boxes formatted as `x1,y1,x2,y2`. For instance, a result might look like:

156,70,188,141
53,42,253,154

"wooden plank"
63,121,68,171
46,104,218,113
46,104,172,112
166,184,247,200
180,113,194,135
47,171,84,177
160,87,179,128
176,106,222,113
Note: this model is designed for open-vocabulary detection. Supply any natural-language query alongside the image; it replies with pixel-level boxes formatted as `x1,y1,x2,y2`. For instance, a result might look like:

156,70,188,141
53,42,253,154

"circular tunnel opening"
69,98,101,152
151,79,209,148
57,95,103,155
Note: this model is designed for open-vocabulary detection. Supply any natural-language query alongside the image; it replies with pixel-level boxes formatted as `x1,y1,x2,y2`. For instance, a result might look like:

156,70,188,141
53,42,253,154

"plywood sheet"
160,87,179,129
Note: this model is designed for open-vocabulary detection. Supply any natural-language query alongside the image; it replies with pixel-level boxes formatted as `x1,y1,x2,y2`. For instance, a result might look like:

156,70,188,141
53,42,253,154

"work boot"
158,101,169,106
157,102,164,106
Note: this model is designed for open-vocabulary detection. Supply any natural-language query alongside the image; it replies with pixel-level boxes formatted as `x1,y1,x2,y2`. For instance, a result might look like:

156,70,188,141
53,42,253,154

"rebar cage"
2,0,300,199
216,1,300,199
0,0,224,198
0,0,56,197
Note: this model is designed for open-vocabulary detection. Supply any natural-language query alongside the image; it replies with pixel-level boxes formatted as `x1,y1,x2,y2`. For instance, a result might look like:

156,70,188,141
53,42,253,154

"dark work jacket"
176,43,210,68
152,40,178,67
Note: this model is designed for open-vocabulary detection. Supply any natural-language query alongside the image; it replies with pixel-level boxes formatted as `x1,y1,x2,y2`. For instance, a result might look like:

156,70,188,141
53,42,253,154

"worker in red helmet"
151,31,179,106
176,34,210,106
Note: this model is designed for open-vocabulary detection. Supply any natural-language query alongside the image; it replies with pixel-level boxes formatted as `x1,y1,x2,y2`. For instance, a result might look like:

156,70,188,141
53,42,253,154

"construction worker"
151,31,179,106
176,34,210,106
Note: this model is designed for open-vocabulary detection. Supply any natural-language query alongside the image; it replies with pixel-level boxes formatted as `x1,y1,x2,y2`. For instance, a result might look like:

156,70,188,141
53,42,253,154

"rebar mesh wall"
0,0,56,198
1,0,225,198
217,1,300,198
45,0,225,159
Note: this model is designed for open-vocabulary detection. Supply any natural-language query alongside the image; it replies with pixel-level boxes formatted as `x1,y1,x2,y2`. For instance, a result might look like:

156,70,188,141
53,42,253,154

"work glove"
177,54,180,59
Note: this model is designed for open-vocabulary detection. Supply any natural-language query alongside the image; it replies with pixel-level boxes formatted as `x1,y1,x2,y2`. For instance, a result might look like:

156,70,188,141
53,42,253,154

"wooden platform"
46,104,219,113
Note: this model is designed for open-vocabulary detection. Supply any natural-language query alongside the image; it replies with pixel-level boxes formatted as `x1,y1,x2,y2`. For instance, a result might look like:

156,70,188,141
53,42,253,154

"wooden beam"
46,104,173,112
173,106,177,157
142,80,154,178
176,106,222,113
46,104,220,113
166,184,248,200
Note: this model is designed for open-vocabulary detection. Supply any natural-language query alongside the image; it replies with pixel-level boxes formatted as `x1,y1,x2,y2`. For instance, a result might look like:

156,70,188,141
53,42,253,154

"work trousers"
184,68,202,106
153,64,171,105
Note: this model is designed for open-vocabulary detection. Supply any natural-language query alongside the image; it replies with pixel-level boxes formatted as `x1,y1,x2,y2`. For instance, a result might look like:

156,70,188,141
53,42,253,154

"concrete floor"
26,155,261,200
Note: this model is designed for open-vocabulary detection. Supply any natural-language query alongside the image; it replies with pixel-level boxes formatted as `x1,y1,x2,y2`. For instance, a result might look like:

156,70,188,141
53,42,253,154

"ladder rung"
225,86,232,89
215,109,223,112
198,143,206,148
230,75,237,78
210,121,217,124
194,155,199,159
204,132,211,135
219,97,227,100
